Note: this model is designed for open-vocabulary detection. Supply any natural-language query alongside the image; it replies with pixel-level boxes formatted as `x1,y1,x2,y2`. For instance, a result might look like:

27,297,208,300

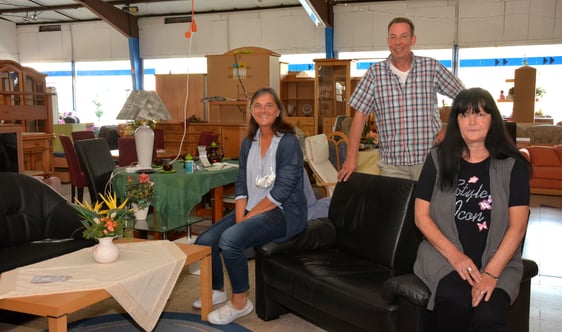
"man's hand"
337,158,357,182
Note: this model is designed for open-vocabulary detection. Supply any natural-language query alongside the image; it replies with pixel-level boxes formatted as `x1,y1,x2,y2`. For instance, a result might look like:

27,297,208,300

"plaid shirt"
349,54,464,165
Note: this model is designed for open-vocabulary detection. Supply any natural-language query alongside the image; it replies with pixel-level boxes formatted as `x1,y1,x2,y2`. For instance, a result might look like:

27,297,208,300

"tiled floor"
59,184,562,331
525,195,562,332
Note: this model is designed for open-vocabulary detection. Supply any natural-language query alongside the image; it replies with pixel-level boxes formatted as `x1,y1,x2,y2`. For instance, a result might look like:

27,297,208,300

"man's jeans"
195,208,286,293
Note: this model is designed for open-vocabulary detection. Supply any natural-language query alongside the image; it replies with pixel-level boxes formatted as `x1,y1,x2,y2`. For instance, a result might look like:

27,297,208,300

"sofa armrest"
522,258,539,281
383,259,538,308
258,218,336,257
383,274,430,308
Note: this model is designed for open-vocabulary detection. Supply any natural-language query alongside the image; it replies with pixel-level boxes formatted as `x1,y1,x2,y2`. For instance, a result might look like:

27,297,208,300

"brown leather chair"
59,134,88,203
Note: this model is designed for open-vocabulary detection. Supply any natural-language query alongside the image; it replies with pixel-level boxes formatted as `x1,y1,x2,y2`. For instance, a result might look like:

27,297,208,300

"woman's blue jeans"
195,208,286,294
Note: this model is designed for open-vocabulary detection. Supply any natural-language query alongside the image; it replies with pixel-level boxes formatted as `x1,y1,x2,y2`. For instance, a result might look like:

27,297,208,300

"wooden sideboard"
155,122,246,159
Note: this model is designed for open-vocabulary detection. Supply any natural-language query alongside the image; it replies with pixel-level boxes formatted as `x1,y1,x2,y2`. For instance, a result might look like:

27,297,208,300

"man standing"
338,17,464,181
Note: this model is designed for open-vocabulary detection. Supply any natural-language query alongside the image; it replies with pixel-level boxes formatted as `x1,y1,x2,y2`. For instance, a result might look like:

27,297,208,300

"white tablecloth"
0,240,186,332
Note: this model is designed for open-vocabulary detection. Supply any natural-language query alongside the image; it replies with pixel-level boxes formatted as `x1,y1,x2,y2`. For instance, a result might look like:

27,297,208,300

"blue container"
185,160,194,173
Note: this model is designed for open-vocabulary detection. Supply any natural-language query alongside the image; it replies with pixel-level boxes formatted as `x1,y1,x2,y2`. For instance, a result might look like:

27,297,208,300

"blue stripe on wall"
42,68,156,77
288,55,562,72
39,55,562,76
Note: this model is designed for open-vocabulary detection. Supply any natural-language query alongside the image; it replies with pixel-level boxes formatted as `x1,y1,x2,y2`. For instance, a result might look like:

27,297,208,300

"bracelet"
483,271,499,280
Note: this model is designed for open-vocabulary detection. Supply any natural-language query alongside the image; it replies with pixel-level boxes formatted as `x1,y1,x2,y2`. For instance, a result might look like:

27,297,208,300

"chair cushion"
305,134,329,163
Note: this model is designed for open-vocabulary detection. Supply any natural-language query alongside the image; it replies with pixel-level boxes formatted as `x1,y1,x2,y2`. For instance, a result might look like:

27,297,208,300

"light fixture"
116,90,171,169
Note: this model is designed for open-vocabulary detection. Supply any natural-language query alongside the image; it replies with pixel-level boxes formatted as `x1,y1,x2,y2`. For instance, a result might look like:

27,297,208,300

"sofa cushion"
527,146,562,166
261,249,399,331
526,125,562,145
328,173,420,272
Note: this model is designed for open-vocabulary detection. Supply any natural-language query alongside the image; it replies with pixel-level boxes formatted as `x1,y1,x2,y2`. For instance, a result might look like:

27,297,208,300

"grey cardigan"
413,149,524,310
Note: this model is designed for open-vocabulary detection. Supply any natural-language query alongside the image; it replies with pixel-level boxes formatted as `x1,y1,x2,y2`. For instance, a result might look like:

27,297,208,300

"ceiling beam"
74,0,138,38
0,0,169,14
309,0,333,27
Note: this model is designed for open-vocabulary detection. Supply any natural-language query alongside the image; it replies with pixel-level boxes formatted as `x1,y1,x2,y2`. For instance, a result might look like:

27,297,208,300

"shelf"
207,101,249,124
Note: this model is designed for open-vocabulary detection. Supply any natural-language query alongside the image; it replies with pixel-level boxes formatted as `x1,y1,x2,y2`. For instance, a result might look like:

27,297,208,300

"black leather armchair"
255,173,538,332
0,173,95,273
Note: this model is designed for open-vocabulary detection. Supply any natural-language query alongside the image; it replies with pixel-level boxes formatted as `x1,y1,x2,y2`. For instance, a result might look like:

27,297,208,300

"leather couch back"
0,173,83,248
329,173,421,273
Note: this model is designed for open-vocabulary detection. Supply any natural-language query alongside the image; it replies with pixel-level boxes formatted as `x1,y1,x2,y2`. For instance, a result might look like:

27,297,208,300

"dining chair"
326,131,349,171
59,134,88,203
304,133,338,197
71,130,96,141
117,136,158,167
74,138,116,204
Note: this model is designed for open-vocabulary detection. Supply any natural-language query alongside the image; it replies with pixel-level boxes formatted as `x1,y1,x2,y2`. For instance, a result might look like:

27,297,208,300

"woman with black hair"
413,87,531,331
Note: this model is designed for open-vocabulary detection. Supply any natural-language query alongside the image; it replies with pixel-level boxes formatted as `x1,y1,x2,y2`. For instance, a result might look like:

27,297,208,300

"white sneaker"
192,289,227,309
208,300,254,325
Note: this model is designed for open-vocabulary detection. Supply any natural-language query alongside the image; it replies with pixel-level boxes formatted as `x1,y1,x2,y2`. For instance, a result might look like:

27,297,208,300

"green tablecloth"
112,161,238,232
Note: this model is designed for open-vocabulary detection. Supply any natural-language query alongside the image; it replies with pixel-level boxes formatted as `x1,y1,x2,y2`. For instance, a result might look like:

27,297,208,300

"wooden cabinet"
207,101,249,124
280,73,315,134
314,59,355,134
155,74,205,122
22,132,54,174
512,66,536,123
0,60,54,174
206,47,281,102
155,122,246,159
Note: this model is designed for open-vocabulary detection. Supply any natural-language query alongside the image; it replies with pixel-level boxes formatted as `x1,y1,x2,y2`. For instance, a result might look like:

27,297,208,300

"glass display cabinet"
313,59,354,134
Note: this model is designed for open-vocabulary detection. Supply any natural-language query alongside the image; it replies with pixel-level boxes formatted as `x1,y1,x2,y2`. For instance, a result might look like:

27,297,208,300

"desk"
112,161,238,238
356,148,380,175
0,242,212,332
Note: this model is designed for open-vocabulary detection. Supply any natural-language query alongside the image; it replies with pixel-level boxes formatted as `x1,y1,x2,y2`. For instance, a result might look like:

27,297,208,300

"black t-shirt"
416,156,530,268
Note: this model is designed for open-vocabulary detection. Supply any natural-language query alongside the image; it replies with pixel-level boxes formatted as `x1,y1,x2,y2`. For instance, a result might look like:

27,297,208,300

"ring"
467,267,472,273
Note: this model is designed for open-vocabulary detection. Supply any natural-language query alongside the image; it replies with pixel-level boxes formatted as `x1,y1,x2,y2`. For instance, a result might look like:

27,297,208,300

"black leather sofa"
0,172,95,273
255,173,539,332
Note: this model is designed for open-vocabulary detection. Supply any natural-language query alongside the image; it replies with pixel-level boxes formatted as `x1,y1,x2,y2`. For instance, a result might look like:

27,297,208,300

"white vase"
132,203,150,220
92,237,119,264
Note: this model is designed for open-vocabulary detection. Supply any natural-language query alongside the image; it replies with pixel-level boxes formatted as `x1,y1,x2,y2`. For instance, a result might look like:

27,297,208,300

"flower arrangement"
72,193,133,239
117,120,156,137
126,173,155,209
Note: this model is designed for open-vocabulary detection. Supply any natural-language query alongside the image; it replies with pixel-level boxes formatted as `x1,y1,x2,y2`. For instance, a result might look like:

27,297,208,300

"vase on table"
92,236,119,264
132,203,150,220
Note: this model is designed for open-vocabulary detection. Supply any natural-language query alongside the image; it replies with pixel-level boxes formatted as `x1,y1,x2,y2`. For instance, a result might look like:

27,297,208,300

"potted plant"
126,173,155,219
71,192,133,263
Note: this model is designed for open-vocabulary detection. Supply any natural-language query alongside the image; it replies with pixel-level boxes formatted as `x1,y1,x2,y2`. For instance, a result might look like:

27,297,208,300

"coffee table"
0,242,212,332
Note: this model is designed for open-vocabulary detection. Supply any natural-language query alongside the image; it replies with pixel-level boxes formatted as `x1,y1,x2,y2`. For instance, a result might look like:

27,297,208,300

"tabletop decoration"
71,193,133,263
127,172,155,220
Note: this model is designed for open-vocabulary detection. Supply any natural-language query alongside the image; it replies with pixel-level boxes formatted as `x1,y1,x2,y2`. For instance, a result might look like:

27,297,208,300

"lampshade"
117,90,171,169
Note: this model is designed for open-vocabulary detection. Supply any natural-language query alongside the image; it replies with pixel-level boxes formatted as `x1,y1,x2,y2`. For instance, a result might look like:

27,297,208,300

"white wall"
0,20,18,60
4,0,562,62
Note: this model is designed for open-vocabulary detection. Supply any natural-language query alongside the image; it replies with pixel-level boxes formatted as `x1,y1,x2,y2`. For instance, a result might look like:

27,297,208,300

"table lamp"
116,90,171,169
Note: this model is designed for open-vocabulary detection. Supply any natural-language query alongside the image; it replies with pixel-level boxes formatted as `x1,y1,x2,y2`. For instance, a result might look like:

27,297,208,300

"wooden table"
0,243,212,332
